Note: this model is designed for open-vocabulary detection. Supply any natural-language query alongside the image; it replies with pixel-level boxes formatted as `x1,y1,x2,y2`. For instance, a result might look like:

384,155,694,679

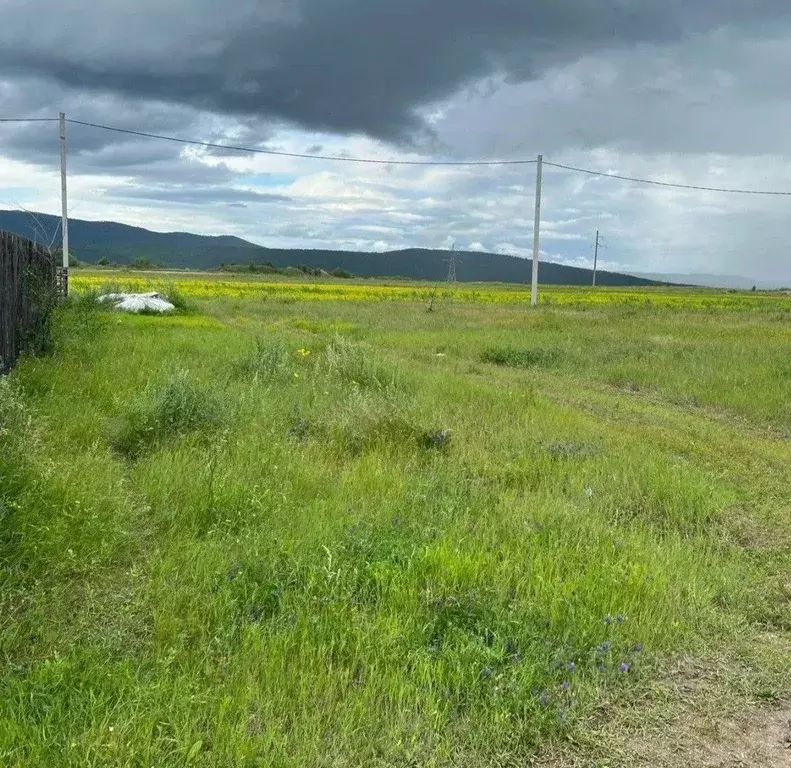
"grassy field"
1,272,790,766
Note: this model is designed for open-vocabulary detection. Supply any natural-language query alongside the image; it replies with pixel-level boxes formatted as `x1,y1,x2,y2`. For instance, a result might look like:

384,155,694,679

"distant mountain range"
628,272,786,290
1,209,666,286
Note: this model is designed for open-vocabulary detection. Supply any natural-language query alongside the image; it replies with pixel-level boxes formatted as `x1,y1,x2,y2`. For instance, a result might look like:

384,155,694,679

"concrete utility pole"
593,230,601,287
59,112,69,297
531,155,543,307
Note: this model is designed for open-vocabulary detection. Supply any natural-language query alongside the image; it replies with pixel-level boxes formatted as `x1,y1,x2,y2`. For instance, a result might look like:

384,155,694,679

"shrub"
297,265,322,277
130,257,161,270
114,369,227,458
245,261,281,274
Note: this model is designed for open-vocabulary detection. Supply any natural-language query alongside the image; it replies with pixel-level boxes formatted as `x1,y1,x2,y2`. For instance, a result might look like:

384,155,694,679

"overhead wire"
3,115,791,194
543,160,791,197
65,119,539,166
0,117,59,123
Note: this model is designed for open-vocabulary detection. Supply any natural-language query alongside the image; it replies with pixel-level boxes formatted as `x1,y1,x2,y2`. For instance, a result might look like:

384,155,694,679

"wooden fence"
0,230,58,373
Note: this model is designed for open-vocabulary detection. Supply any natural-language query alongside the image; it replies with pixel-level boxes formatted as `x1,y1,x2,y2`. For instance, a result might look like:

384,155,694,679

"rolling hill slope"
0,209,661,286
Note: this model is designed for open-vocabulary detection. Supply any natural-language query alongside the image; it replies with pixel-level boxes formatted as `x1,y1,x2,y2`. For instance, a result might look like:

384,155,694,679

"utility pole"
531,154,543,307
593,230,600,287
59,112,69,298
446,241,457,284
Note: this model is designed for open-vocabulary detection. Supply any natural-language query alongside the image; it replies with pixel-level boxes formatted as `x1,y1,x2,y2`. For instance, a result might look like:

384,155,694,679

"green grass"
113,368,230,459
1,285,790,766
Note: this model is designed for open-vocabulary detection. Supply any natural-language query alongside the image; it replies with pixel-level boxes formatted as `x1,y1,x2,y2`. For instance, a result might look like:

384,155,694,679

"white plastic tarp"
96,292,176,313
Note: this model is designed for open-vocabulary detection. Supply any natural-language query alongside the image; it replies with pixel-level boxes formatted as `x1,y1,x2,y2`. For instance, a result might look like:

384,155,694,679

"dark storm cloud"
0,78,274,186
0,78,205,160
2,1,791,143
0,115,240,185
0,73,282,236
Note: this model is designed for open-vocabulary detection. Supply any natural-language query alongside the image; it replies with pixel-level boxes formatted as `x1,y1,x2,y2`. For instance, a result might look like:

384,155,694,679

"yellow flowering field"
71,270,791,310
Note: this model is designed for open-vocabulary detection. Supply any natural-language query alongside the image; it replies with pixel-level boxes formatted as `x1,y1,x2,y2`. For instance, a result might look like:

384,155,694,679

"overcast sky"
2,0,791,280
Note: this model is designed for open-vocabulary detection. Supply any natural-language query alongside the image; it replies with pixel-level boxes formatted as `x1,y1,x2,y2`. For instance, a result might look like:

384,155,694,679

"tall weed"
321,334,406,390
114,369,228,458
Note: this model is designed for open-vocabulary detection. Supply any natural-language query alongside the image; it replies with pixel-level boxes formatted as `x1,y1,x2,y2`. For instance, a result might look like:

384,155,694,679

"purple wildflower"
568,662,577,673
619,662,631,673
597,641,611,653
616,615,625,624
561,681,570,691
604,615,613,625
635,643,644,653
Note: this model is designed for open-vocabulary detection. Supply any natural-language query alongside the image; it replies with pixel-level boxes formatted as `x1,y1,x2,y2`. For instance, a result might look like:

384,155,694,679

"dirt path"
651,704,791,768
536,701,791,768
533,637,791,768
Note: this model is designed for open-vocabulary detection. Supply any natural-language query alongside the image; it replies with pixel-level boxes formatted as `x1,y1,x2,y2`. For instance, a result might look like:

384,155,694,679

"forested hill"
0,209,661,286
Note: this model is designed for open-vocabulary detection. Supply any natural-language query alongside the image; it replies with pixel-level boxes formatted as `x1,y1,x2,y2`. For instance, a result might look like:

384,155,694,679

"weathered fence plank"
0,230,58,373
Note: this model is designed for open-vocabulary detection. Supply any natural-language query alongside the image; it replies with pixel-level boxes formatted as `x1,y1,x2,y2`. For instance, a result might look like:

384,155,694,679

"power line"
0,118,59,123
4,116,791,193
544,160,791,196
63,120,791,193
65,119,540,167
